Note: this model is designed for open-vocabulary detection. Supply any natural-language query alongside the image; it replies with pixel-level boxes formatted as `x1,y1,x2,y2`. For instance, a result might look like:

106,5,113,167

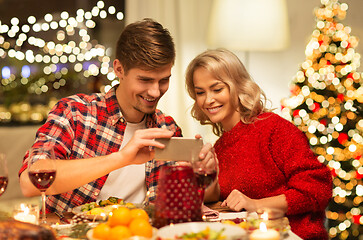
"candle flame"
259,221,267,232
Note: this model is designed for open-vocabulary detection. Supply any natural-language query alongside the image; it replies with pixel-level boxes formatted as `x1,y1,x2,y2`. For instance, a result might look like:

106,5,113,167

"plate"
208,211,248,222
52,223,98,238
156,222,247,240
87,228,157,240
72,203,145,220
72,204,118,220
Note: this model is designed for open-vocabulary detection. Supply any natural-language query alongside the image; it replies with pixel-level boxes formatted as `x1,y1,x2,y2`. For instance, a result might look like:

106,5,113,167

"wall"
126,0,363,144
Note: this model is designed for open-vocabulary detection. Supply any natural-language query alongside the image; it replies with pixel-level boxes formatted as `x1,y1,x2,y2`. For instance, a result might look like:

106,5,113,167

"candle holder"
246,208,289,239
152,165,203,228
13,203,39,225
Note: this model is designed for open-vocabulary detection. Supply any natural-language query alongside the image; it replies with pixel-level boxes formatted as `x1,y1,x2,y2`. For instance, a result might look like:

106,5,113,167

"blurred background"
0,0,362,239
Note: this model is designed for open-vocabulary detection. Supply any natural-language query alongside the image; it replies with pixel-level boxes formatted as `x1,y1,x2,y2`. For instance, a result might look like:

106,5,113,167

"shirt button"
112,120,115,124
117,136,121,140
94,192,99,196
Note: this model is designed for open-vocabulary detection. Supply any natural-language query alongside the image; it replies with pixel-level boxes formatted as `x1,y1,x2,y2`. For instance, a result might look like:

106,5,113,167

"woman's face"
192,67,241,131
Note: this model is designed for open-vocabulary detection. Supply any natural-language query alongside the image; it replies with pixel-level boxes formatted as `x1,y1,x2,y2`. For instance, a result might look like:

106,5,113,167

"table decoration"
249,209,282,240
13,203,39,225
152,165,203,228
250,222,280,240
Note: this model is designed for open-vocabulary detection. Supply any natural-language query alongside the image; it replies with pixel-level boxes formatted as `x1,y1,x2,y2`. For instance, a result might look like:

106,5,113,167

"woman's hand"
221,189,257,212
221,190,288,214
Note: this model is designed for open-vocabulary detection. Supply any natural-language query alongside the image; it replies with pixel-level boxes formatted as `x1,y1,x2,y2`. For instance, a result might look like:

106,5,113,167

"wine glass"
192,154,218,203
0,153,9,197
27,147,57,224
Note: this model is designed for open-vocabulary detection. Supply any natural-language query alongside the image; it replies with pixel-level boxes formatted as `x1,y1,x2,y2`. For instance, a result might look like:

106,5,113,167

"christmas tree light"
281,0,362,239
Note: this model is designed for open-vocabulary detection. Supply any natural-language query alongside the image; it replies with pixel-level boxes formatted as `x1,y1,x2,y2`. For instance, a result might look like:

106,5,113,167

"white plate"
51,222,98,237
87,228,157,240
72,203,143,220
71,204,117,220
156,222,246,239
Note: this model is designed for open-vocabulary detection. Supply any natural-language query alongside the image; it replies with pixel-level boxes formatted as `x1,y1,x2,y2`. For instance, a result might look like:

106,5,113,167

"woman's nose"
205,92,215,104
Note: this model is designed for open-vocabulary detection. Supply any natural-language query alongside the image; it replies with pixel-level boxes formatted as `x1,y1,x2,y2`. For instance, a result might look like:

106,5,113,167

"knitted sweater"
214,112,332,240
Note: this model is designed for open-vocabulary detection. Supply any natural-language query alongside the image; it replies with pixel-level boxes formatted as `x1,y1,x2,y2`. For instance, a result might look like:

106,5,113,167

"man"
19,19,212,213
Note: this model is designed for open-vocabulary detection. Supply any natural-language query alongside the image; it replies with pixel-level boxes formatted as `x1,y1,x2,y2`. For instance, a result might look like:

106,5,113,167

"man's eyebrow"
137,75,153,80
137,74,171,81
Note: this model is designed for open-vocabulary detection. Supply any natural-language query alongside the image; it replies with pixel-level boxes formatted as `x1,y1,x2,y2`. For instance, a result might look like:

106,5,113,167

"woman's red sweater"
215,112,332,240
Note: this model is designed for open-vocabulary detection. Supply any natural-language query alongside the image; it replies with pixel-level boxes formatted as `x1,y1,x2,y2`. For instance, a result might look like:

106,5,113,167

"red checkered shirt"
19,86,182,213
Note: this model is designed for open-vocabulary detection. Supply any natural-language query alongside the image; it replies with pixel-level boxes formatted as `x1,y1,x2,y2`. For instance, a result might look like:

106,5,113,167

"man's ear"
113,59,124,79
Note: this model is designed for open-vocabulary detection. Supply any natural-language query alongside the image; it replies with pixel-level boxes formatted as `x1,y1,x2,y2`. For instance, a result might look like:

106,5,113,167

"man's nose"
148,83,161,97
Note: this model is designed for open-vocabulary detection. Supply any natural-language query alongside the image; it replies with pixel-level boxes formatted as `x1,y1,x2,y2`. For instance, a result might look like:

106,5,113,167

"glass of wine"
0,153,9,197
192,154,218,203
27,147,57,224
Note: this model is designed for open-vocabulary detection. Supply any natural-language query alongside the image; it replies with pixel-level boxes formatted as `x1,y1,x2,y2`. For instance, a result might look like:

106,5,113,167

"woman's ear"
113,59,124,80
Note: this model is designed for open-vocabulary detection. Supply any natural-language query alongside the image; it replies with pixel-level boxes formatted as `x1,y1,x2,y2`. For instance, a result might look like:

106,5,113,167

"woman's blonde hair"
185,48,269,136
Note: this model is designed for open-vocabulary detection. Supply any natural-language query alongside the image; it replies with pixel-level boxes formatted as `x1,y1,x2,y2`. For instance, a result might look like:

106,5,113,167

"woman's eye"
195,91,204,95
214,88,223,92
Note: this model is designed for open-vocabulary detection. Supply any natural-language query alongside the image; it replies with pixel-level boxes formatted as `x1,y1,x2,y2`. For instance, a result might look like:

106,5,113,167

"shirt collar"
105,85,125,126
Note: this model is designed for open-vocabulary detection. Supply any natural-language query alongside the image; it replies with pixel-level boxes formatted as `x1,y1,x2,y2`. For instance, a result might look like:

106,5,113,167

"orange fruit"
108,207,132,227
108,225,132,240
129,218,153,238
130,208,149,221
93,223,111,240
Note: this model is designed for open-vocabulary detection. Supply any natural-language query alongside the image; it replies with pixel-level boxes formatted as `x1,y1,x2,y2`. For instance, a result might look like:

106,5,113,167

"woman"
185,49,332,240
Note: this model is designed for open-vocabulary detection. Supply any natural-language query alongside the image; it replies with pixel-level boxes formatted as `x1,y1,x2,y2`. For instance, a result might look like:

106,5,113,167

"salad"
174,227,226,240
80,196,135,213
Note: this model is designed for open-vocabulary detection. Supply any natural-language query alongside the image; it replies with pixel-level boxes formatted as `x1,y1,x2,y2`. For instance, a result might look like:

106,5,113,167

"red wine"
0,176,8,197
195,171,217,189
28,170,56,191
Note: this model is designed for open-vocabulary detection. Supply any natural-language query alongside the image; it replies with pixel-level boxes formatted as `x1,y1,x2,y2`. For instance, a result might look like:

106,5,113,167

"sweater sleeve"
269,117,332,216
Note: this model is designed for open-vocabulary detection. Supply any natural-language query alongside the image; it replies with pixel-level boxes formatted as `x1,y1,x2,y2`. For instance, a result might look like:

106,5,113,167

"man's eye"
214,88,223,92
195,91,204,95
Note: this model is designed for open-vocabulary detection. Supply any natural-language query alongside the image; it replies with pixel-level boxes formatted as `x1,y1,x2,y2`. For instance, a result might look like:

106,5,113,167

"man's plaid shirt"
19,86,182,213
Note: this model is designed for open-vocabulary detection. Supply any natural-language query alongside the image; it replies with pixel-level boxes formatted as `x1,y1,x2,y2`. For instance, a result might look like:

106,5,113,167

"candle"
250,222,280,240
13,203,39,225
13,212,37,224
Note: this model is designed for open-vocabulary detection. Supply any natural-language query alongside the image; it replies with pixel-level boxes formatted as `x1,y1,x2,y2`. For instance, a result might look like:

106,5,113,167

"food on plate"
80,196,135,213
170,227,226,240
92,207,153,240
0,220,57,240
222,217,289,233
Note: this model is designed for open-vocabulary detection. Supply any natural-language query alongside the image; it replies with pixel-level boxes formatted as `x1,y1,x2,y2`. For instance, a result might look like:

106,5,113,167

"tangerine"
108,207,132,227
92,223,111,240
108,225,132,240
130,208,149,221
129,218,153,238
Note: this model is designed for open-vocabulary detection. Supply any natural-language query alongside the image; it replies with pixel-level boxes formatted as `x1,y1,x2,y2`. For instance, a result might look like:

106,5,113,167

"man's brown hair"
115,18,176,73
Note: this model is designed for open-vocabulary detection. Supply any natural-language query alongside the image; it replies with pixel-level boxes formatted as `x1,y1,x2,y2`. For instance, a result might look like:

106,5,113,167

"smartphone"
154,137,203,161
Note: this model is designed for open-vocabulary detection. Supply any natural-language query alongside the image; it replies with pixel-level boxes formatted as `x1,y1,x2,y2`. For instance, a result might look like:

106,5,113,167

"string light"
0,1,124,123
281,1,362,239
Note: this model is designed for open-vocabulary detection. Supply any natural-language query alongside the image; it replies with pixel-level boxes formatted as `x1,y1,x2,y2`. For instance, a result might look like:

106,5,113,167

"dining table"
38,201,303,240
0,200,303,240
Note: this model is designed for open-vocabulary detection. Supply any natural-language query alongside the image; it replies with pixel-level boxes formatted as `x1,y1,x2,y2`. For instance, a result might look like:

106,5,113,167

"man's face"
114,60,172,123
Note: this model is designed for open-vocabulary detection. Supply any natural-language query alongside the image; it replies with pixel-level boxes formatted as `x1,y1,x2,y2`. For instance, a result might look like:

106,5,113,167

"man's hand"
121,128,174,165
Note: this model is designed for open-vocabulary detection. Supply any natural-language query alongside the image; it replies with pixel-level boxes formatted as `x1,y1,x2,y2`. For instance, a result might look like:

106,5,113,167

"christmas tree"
281,0,362,239
0,1,124,125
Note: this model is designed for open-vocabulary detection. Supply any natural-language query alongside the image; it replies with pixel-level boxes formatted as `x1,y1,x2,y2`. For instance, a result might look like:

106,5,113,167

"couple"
19,19,332,240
